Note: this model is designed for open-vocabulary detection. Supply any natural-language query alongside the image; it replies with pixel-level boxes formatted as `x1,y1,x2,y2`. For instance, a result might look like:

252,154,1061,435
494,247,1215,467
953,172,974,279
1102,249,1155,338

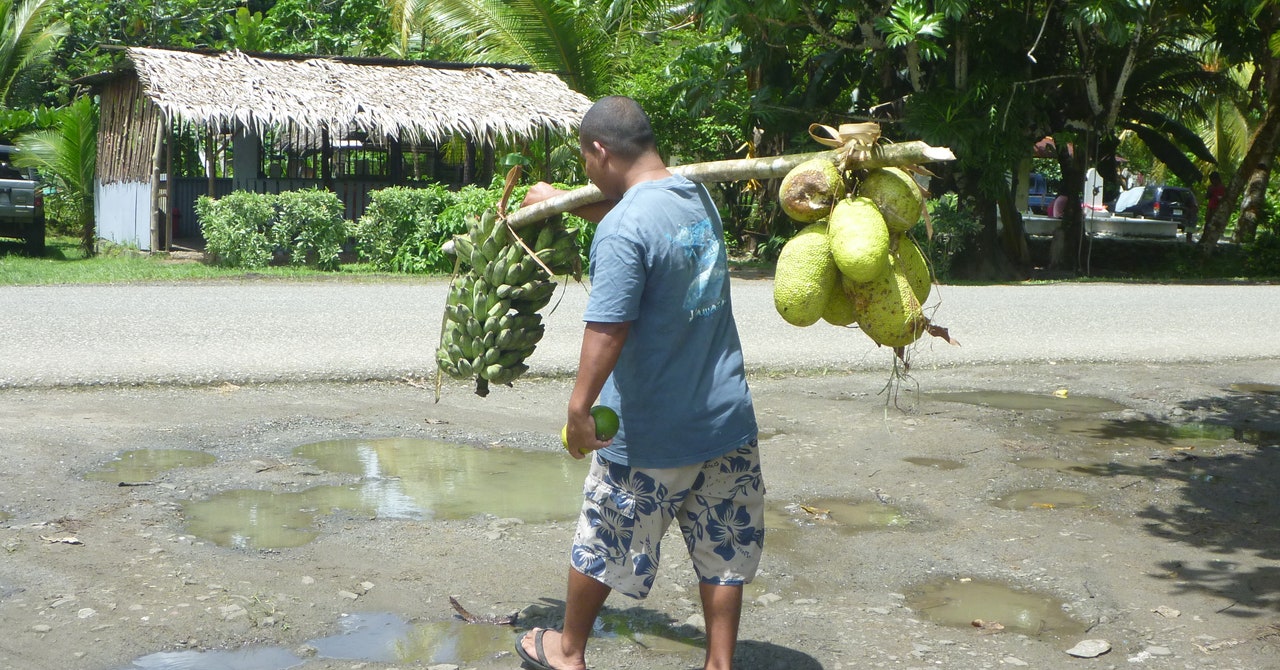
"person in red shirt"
1205,172,1227,222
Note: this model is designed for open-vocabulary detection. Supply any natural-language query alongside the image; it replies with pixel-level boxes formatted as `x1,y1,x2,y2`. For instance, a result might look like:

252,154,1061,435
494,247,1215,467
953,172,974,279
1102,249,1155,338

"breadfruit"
822,281,859,326
894,234,931,305
844,256,927,348
859,168,923,233
828,196,890,282
773,222,838,326
779,158,846,223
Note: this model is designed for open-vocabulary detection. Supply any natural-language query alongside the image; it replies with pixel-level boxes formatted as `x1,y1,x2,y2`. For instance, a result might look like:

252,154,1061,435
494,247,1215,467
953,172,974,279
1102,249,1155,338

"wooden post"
149,121,164,252
543,126,552,182
389,137,403,184
206,126,216,198
321,127,332,186
164,121,174,250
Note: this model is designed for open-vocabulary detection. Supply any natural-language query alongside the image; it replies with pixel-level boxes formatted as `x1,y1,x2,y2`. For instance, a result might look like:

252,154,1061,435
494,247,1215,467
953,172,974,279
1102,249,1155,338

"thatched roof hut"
83,46,593,251
123,46,593,145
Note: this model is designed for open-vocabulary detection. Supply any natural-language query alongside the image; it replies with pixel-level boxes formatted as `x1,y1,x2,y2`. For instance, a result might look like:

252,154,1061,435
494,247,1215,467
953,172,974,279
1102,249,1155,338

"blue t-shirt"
583,174,757,468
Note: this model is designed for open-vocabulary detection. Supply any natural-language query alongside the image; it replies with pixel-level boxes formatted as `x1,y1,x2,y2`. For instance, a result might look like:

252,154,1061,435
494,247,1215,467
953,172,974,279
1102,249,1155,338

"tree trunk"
80,194,95,257
998,192,1030,269
1232,159,1273,244
1050,138,1086,271
1200,98,1280,249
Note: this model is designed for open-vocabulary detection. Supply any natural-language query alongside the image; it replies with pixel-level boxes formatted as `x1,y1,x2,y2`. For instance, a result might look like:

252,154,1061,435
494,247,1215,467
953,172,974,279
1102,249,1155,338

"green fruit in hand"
560,405,620,452
590,405,619,440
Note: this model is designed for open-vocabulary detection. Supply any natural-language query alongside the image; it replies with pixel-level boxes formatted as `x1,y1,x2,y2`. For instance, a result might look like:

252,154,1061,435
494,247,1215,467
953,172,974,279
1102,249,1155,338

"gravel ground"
1,278,1278,670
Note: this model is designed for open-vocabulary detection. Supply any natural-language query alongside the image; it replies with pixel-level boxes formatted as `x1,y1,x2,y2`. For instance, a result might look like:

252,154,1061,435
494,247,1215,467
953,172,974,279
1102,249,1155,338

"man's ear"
590,140,608,161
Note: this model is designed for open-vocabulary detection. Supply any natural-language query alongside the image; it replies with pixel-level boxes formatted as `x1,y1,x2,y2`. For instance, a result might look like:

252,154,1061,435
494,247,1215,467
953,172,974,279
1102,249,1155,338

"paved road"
1,279,1277,387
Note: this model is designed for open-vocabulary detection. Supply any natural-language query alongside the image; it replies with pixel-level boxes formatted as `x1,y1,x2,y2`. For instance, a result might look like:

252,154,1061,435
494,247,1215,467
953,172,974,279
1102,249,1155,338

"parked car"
1027,172,1055,214
0,144,45,256
1109,185,1199,237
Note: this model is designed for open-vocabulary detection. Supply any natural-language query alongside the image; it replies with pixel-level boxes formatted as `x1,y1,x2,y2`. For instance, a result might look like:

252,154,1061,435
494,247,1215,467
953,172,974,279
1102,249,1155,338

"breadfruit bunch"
773,160,933,349
437,209,579,396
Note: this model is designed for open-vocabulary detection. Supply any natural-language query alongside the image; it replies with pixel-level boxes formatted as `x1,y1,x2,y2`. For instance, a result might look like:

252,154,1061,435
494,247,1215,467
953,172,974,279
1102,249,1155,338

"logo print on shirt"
675,217,726,319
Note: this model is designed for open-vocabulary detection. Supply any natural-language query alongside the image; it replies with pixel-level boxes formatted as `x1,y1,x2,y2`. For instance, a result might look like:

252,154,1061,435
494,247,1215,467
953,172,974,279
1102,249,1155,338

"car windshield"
1162,190,1192,205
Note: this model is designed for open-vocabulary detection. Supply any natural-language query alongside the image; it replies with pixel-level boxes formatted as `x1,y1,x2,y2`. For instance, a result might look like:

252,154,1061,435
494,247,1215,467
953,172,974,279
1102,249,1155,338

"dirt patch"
1,361,1278,669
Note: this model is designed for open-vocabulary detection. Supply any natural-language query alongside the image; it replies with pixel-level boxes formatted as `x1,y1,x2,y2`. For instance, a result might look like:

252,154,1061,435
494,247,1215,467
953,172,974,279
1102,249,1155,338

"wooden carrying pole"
505,140,955,229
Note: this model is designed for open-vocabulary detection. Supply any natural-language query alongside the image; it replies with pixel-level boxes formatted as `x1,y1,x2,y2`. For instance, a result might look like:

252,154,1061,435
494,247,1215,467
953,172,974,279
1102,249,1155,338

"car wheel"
25,211,45,257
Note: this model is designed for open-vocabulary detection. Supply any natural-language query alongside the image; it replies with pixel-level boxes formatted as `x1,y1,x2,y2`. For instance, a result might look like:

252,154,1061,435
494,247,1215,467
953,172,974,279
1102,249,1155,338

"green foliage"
13,95,97,253
225,7,270,51
197,191,275,268
198,189,348,269
912,193,982,280
0,0,68,105
351,178,595,275
351,185,456,273
272,189,347,270
0,104,56,142
1242,230,1280,277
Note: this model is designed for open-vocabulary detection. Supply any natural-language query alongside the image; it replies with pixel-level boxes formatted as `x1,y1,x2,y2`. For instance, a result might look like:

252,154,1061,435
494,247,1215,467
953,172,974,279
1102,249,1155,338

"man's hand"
522,182,566,209
564,410,611,459
522,181,616,224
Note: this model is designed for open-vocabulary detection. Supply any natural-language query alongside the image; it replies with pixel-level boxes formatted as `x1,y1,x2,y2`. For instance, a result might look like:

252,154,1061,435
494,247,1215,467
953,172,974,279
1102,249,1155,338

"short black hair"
579,96,656,159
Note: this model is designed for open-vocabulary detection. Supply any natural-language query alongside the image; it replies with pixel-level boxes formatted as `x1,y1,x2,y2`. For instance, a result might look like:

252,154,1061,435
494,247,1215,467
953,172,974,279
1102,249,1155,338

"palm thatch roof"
117,46,593,145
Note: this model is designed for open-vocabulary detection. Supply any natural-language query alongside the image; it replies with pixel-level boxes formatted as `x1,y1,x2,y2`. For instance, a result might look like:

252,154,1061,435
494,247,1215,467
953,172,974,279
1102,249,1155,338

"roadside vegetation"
0,0,1277,283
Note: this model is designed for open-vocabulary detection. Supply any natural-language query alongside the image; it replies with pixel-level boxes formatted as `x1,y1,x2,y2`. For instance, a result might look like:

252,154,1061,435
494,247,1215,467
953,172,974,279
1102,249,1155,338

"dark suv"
1111,185,1199,236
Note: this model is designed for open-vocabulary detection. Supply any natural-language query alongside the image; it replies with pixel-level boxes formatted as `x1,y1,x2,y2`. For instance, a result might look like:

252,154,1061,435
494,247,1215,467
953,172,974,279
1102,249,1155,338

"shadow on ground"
1076,385,1280,617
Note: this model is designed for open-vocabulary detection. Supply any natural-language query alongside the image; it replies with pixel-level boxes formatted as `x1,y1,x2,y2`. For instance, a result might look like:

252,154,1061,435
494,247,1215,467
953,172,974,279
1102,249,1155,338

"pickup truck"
1026,172,1055,214
0,144,45,256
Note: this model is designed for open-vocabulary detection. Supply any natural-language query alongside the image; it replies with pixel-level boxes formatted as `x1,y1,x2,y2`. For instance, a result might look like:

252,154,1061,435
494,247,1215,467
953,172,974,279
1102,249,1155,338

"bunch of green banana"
436,209,580,396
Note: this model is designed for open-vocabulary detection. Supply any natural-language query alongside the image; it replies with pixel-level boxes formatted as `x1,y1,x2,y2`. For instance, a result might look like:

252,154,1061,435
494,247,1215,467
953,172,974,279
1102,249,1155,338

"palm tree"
13,96,98,255
0,0,67,106
397,0,687,97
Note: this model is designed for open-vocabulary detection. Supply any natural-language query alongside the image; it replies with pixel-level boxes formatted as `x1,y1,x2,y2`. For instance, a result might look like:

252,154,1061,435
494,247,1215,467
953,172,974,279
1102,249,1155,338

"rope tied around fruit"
808,122,882,169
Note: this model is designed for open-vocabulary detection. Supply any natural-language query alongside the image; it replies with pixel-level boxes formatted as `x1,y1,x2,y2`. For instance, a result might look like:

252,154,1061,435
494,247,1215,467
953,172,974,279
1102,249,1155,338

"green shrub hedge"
352,180,593,274
197,180,594,273
196,188,347,269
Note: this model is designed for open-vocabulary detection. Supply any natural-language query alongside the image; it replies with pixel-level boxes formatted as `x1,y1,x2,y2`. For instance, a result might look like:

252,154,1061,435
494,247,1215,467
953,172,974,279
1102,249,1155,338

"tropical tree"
397,0,688,97
1199,0,1280,248
0,0,66,106
13,96,98,255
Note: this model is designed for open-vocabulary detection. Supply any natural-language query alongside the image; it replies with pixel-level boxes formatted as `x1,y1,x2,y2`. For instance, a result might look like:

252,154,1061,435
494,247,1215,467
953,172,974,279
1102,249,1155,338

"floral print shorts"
570,441,765,599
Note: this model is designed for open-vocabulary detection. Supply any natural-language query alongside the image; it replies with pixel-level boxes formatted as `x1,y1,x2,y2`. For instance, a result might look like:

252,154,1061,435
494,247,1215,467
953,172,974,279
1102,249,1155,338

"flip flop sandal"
514,627,558,670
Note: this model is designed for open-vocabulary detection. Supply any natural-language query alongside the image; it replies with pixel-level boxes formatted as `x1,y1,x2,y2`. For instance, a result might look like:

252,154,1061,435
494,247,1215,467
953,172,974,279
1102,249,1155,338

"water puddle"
598,611,704,654
1230,382,1280,395
293,438,584,521
118,612,515,669
906,578,1086,641
1011,456,1100,475
1045,418,1280,449
0,510,9,524
184,439,584,549
903,457,965,470
756,427,786,441
184,489,329,550
85,449,216,484
993,488,1091,510
769,499,910,534
925,390,1127,413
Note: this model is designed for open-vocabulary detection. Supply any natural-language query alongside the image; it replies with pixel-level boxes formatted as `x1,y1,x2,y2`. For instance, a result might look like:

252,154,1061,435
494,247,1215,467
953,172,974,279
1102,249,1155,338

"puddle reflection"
119,612,513,669
86,449,216,484
183,439,584,549
906,578,1085,641
903,457,965,470
993,488,1091,510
